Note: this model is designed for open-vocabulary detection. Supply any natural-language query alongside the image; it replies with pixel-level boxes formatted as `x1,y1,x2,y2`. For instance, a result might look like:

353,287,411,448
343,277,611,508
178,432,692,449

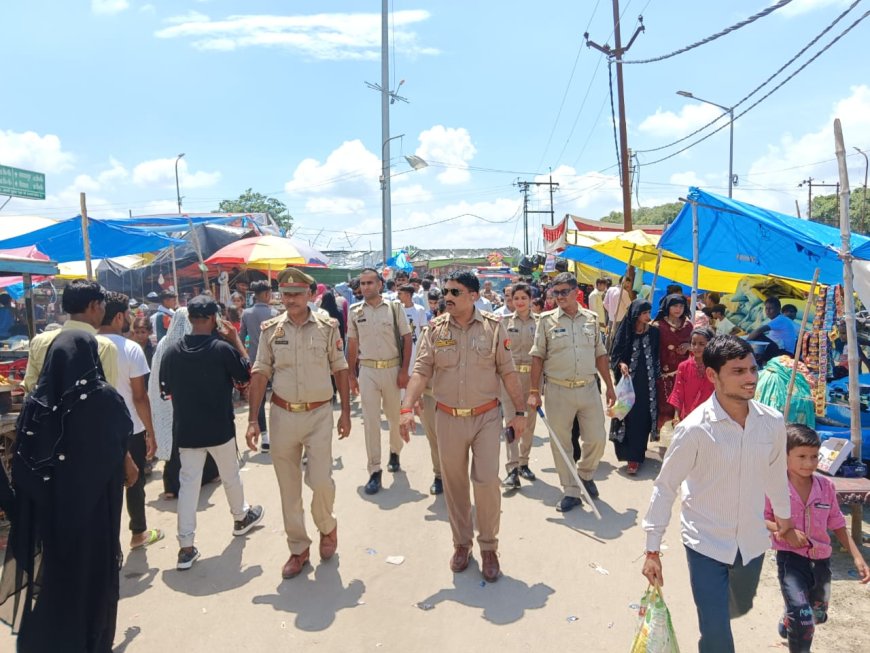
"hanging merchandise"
805,288,825,416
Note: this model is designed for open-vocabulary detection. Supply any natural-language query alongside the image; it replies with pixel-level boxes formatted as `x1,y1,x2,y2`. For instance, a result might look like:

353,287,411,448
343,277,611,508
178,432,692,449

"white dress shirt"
643,392,791,565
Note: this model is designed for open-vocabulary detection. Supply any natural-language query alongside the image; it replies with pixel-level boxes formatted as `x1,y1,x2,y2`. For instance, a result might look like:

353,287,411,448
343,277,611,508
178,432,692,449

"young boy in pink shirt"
764,424,869,652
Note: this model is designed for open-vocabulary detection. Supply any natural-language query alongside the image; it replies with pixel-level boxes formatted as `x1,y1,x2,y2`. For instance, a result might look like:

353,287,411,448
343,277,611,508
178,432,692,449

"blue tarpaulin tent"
661,188,869,285
103,215,242,233
0,216,184,263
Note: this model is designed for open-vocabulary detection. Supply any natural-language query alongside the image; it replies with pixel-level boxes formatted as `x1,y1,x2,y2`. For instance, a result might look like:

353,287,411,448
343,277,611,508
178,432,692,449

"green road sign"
0,164,46,200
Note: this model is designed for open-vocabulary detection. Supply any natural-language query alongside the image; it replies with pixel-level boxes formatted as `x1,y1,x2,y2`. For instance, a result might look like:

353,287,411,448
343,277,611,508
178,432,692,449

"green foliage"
808,189,870,233
217,188,293,231
600,201,683,226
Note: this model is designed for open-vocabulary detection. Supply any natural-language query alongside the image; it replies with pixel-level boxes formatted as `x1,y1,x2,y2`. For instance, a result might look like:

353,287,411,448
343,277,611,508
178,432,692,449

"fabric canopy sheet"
661,187,869,285
103,215,239,233
0,217,184,263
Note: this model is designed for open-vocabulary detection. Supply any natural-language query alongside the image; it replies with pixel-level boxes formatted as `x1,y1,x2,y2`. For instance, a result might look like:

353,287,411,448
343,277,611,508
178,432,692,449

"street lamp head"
404,155,428,171
177,153,186,159
676,90,693,98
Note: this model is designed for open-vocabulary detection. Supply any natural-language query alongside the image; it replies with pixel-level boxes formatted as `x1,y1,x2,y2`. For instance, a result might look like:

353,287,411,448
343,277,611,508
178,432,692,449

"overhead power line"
623,0,795,65
635,0,864,156
638,7,870,168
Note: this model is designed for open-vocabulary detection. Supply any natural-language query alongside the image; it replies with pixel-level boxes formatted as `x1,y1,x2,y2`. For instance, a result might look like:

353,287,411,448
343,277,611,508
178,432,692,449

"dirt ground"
2,399,868,652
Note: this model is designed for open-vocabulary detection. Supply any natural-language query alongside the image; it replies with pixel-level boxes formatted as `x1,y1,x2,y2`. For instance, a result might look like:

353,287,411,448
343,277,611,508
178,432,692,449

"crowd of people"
0,266,867,653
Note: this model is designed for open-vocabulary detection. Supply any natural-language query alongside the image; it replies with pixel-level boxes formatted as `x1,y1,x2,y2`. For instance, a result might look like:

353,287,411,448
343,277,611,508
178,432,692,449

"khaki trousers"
543,381,606,497
420,394,441,478
359,366,404,474
501,373,537,472
269,402,336,555
435,407,501,552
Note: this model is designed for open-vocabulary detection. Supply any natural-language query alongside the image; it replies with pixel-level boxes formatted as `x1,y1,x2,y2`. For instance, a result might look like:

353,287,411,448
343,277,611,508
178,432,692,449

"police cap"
277,267,315,294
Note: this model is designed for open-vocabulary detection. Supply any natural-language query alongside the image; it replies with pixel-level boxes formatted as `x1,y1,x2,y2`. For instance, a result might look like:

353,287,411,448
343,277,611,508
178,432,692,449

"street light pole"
677,91,734,198
175,153,185,213
381,133,404,265
855,146,868,233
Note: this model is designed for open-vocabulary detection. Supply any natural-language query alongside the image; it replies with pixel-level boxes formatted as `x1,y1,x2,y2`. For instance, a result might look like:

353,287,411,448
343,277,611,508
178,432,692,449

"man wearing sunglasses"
399,271,526,583
528,272,616,513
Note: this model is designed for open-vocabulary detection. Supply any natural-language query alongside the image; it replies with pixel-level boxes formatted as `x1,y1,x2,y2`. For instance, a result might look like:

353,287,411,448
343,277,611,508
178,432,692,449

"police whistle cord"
536,407,602,519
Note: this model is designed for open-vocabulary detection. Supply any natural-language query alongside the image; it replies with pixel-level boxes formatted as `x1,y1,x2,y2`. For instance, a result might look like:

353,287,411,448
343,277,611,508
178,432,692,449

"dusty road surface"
2,400,868,652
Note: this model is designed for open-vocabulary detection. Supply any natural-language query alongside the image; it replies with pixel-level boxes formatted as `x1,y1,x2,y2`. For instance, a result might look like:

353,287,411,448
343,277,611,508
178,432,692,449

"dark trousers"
126,430,147,535
685,547,764,653
776,551,832,653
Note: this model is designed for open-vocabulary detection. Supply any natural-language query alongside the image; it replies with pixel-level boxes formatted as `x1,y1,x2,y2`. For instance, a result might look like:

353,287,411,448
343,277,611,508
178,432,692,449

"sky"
1,0,869,255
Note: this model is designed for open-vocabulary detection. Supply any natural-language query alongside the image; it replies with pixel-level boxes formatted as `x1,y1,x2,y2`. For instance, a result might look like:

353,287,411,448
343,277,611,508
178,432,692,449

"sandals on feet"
131,529,165,550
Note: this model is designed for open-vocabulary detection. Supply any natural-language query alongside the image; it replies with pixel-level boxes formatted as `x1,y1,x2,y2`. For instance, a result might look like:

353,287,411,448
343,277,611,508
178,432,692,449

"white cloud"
286,139,381,197
0,129,75,173
131,157,221,189
416,126,476,184
778,0,850,18
541,165,623,217
91,0,129,15
638,103,724,140
155,10,438,61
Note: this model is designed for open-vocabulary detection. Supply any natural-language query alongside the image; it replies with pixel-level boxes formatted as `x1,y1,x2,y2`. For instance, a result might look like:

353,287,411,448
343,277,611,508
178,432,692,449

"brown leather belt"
436,398,499,418
271,392,329,413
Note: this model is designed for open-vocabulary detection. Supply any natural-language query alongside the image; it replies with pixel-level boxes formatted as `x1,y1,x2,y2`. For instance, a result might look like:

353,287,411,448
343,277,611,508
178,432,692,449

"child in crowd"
764,424,870,653
667,327,715,423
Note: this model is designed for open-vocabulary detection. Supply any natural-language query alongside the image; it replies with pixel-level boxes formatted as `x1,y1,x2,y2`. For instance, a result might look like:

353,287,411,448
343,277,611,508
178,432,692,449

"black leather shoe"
502,469,521,490
581,479,600,499
557,495,583,513
518,465,536,481
430,477,443,495
364,471,382,495
387,452,401,472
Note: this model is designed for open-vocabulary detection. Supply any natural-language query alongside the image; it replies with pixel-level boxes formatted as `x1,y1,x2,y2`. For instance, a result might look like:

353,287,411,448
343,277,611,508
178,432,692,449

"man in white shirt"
474,294,493,313
587,278,607,331
100,292,162,550
641,335,801,653
397,284,427,363
494,285,514,317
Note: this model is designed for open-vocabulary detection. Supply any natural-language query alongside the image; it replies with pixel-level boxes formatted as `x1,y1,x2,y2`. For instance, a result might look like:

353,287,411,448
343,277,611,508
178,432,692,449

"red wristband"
400,408,414,415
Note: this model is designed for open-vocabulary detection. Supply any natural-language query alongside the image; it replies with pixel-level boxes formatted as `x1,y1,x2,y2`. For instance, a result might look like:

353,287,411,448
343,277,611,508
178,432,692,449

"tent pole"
649,248,663,301
80,192,94,281
690,201,699,323
834,119,863,547
783,268,819,420
23,273,35,340
171,245,179,294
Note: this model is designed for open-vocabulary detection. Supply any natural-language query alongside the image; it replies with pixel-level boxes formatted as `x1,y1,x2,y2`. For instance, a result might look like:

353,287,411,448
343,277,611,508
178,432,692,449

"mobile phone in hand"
502,426,515,444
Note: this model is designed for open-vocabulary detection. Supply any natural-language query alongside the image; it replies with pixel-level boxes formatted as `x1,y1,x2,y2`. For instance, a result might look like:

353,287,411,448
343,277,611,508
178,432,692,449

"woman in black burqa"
608,299,660,474
0,330,132,652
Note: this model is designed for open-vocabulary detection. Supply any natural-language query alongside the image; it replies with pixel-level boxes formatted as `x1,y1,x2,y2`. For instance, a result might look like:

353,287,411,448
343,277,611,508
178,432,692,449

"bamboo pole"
783,268,819,420
80,192,94,281
833,118,863,547
690,201,699,323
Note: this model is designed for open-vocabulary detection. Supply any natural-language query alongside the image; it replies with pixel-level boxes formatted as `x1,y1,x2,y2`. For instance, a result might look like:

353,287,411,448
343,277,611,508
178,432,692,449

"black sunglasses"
551,288,573,297
443,288,467,297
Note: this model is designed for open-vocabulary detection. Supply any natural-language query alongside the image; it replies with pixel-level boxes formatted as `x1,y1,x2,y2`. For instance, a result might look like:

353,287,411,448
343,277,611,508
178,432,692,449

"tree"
809,189,870,234
217,188,293,232
600,202,682,226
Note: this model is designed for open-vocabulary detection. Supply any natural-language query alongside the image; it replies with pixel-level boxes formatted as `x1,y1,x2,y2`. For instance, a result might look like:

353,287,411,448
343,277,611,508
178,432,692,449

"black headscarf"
654,293,688,323
0,330,132,644
610,299,653,373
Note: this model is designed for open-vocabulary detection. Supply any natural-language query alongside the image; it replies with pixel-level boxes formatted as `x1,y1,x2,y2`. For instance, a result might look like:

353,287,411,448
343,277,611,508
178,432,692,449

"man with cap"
159,295,264,570
151,289,177,342
528,272,616,513
399,270,526,583
347,268,412,495
246,268,351,578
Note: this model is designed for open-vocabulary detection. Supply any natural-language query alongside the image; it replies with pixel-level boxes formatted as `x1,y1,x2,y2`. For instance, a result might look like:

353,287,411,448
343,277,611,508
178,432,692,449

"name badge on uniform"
551,327,567,336
357,317,367,323
435,339,457,347
507,327,519,333
274,340,289,345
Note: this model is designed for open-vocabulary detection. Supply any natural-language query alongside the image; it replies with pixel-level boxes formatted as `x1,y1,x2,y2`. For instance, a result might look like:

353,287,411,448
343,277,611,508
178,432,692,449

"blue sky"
1,0,868,251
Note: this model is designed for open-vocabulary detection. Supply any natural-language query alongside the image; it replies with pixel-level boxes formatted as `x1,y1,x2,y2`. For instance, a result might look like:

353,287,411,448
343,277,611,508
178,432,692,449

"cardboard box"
817,437,855,476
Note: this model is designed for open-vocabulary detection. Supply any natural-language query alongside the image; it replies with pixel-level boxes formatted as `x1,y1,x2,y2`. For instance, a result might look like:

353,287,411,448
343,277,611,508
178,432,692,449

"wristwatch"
515,411,526,417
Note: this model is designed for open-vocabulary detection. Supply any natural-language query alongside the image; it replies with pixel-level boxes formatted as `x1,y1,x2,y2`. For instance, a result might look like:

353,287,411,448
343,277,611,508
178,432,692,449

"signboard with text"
0,165,46,200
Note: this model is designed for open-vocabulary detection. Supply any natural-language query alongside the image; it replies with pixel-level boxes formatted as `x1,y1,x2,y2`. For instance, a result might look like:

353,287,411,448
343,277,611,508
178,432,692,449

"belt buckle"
573,380,587,388
454,407,473,417
288,403,308,413
375,360,388,369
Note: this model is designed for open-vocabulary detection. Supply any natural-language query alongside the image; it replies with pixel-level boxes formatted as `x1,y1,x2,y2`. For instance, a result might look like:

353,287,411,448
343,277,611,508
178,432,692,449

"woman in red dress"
654,293,693,431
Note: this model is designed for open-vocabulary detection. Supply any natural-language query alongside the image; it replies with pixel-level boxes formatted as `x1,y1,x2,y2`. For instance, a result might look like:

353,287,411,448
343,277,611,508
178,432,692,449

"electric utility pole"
515,179,560,255
585,2,644,232
799,178,840,224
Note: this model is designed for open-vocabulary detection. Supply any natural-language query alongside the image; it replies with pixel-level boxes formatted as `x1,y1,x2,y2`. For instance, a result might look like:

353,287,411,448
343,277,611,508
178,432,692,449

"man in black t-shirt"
160,295,265,570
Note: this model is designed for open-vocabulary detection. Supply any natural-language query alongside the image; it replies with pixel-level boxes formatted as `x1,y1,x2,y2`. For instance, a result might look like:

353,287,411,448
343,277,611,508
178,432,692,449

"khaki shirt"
252,309,349,403
24,320,118,392
414,309,515,408
503,312,538,366
347,297,411,360
529,307,606,380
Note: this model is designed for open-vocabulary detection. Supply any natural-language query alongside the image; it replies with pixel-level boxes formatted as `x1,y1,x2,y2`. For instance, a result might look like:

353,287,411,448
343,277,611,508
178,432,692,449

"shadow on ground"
355,471,427,510
161,534,263,597
252,556,365,631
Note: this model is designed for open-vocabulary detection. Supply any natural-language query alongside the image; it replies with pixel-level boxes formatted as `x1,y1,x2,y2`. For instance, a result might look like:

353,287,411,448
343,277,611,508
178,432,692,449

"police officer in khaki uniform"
246,268,351,579
347,268,412,495
399,271,526,583
500,282,539,490
528,272,616,513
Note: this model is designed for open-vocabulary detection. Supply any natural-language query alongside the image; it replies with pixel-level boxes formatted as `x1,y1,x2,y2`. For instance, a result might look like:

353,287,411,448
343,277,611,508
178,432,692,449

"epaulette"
260,315,284,331
540,308,559,318
480,310,500,322
313,312,338,329
579,307,599,320
432,313,451,326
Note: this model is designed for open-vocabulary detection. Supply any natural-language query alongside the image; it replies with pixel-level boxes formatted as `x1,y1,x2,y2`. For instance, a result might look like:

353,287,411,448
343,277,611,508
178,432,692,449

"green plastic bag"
630,584,680,653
